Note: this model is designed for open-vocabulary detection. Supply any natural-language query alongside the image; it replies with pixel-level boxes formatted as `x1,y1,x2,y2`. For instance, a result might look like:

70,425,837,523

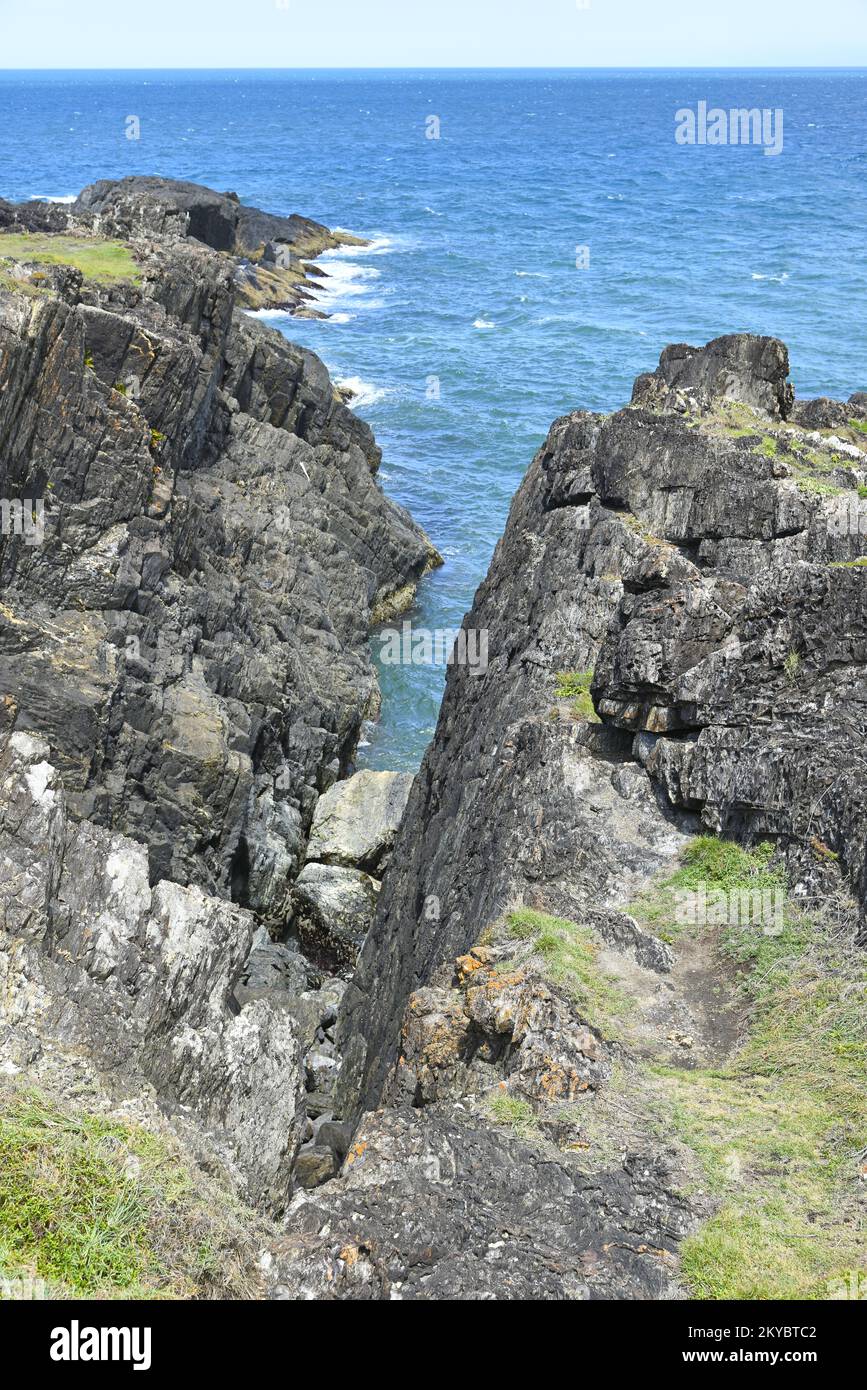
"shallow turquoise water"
3,69,865,767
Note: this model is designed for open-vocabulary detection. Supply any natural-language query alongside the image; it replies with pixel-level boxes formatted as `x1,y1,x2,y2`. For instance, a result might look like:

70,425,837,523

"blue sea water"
1,69,865,769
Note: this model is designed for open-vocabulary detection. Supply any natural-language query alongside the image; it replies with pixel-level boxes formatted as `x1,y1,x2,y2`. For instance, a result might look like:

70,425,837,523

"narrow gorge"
0,181,864,1301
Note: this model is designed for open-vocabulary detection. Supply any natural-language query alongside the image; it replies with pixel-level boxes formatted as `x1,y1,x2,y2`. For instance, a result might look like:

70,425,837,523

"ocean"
2,68,865,768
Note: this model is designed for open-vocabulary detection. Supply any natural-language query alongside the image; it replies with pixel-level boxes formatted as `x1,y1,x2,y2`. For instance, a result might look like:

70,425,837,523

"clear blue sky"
0,0,864,68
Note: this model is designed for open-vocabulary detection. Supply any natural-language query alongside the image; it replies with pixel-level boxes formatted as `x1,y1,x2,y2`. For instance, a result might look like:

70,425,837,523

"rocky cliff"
2,215,865,1303
0,179,438,1243
0,178,438,915
339,334,867,1118
272,334,866,1300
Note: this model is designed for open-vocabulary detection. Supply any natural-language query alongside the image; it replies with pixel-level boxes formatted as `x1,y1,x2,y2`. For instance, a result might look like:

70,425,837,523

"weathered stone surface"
338,334,867,1129
0,180,439,921
631,333,794,418
265,1106,691,1300
293,1145,340,1190
235,935,311,1007
0,732,303,1212
393,938,609,1109
304,769,415,873
291,862,380,971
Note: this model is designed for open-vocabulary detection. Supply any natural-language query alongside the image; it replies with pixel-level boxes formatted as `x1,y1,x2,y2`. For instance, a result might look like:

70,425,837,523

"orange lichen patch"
456,953,484,981
340,1244,360,1267
538,1061,590,1103
345,1141,368,1167
417,1019,465,1066
469,968,525,996
455,945,497,984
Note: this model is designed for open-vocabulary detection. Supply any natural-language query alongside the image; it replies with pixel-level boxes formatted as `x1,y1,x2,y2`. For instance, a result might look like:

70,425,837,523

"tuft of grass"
783,649,800,683
849,418,867,436
485,1093,540,1139
506,908,630,1030
554,669,600,723
0,1084,263,1300
796,477,842,498
628,835,784,945
756,435,778,459
0,232,141,286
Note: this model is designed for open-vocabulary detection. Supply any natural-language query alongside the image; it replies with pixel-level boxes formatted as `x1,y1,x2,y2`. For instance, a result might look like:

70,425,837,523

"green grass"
849,419,867,436
554,669,601,723
506,908,630,1030
0,232,141,286
0,267,47,298
624,834,866,1299
485,1093,540,1139
830,556,867,569
0,1085,261,1299
627,835,785,946
796,477,843,497
659,906,866,1299
756,435,778,459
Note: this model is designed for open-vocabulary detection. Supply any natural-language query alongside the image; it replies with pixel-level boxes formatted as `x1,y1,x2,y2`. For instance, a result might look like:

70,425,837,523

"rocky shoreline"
1,175,368,316
1,182,865,1301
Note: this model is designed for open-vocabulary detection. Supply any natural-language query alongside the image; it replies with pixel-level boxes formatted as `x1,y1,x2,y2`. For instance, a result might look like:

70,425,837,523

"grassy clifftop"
0,231,141,286
0,1084,266,1301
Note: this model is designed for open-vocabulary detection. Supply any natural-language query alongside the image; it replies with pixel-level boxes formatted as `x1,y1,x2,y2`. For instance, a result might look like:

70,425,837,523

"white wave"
325,234,394,257
423,206,443,217
473,318,496,329
29,193,76,204
243,307,295,320
307,260,382,315
515,270,548,278
751,271,790,283
336,375,389,409
329,312,355,324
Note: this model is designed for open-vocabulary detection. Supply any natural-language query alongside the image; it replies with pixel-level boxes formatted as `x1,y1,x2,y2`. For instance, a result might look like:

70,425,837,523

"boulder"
305,769,415,873
292,863,380,971
293,1145,339,1190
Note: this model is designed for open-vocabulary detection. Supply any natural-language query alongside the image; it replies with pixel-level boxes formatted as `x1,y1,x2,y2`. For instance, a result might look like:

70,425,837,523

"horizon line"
1,64,865,73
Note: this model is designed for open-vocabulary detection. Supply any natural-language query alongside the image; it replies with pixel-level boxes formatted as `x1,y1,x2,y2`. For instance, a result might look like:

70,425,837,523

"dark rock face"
75,176,342,260
266,1106,692,1300
0,183,438,919
632,332,794,418
0,177,441,1224
338,334,867,1121
0,732,304,1213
